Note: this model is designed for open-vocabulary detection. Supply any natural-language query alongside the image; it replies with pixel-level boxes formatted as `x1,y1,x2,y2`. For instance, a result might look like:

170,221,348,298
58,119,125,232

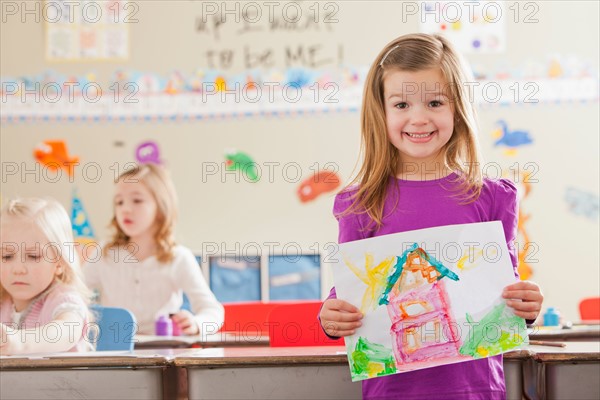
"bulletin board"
1,1,598,316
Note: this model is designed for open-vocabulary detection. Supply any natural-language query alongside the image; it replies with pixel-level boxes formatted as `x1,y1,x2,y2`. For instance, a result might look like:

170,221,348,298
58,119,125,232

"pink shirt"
0,283,90,352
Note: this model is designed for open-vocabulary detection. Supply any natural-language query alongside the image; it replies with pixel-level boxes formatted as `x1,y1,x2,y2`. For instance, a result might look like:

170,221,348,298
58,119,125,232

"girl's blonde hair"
0,197,92,305
104,163,178,263
345,33,483,227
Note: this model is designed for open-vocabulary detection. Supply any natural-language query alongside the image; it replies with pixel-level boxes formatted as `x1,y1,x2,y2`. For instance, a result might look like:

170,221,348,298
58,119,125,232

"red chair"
267,301,341,347
579,297,600,322
222,302,284,334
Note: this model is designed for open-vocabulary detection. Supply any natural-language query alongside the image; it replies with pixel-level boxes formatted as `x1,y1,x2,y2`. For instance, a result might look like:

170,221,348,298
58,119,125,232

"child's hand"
170,310,199,335
319,299,363,338
502,281,544,321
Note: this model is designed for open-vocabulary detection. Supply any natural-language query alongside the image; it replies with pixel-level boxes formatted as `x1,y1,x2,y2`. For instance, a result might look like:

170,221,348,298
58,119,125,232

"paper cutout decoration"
548,59,564,78
135,73,163,93
297,171,341,203
34,140,79,177
516,172,534,280
165,71,185,94
492,120,533,156
332,222,527,381
215,76,227,91
135,141,162,165
225,150,259,182
71,190,96,245
285,68,315,88
565,187,599,221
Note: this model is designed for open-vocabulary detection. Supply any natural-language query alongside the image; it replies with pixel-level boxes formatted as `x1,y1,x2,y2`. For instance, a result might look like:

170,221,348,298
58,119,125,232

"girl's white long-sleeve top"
83,245,224,335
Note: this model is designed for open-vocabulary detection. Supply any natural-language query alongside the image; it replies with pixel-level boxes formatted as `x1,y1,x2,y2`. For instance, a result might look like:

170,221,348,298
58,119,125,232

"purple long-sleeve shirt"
327,173,519,400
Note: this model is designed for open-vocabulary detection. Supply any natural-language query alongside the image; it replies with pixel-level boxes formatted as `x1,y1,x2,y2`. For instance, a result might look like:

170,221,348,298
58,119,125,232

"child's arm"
320,298,363,338
0,311,85,355
175,248,224,335
503,281,544,321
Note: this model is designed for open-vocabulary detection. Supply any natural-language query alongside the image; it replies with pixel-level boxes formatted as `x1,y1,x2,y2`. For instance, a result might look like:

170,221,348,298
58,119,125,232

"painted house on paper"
379,244,461,364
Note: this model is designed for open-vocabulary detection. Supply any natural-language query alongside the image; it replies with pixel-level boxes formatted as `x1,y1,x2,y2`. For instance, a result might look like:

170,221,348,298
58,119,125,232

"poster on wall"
45,0,129,61
209,256,261,303
269,255,321,301
71,189,96,245
419,1,506,53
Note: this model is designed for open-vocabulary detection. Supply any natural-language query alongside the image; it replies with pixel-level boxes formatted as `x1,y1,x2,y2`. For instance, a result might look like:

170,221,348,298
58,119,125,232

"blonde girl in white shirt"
83,164,224,335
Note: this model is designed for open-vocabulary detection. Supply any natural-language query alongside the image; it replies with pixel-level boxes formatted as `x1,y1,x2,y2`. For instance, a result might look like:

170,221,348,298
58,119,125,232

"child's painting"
332,222,528,382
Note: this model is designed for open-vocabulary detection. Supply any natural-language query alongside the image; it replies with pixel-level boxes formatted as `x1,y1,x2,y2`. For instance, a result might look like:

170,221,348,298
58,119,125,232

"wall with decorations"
1,1,598,319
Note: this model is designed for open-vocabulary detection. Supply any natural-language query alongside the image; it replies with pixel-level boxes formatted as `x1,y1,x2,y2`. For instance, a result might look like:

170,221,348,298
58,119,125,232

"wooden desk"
503,349,535,400
174,344,600,400
135,331,269,349
174,346,361,400
174,346,536,400
0,350,176,400
529,324,600,341
2,343,597,400
531,341,600,399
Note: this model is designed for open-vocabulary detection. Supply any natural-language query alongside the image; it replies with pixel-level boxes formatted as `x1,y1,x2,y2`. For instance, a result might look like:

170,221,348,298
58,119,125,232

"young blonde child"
319,33,544,399
83,163,224,335
1,198,92,354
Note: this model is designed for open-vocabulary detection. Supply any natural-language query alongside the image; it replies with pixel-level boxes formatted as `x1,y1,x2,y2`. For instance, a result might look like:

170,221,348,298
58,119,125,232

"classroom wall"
1,1,598,320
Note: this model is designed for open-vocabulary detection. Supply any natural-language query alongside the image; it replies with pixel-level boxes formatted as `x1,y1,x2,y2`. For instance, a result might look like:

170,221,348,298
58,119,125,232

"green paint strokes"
350,336,397,380
459,303,527,358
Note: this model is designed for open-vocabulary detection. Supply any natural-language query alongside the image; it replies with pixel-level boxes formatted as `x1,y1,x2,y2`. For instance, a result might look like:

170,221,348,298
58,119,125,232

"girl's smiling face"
383,68,455,173
0,216,62,312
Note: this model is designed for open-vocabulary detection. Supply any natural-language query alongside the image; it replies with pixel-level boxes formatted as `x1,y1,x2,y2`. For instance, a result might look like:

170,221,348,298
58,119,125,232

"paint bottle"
543,307,560,327
155,315,173,336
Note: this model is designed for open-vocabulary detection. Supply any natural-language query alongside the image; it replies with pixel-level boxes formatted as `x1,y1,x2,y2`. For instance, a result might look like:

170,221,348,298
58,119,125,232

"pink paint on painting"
386,249,462,364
